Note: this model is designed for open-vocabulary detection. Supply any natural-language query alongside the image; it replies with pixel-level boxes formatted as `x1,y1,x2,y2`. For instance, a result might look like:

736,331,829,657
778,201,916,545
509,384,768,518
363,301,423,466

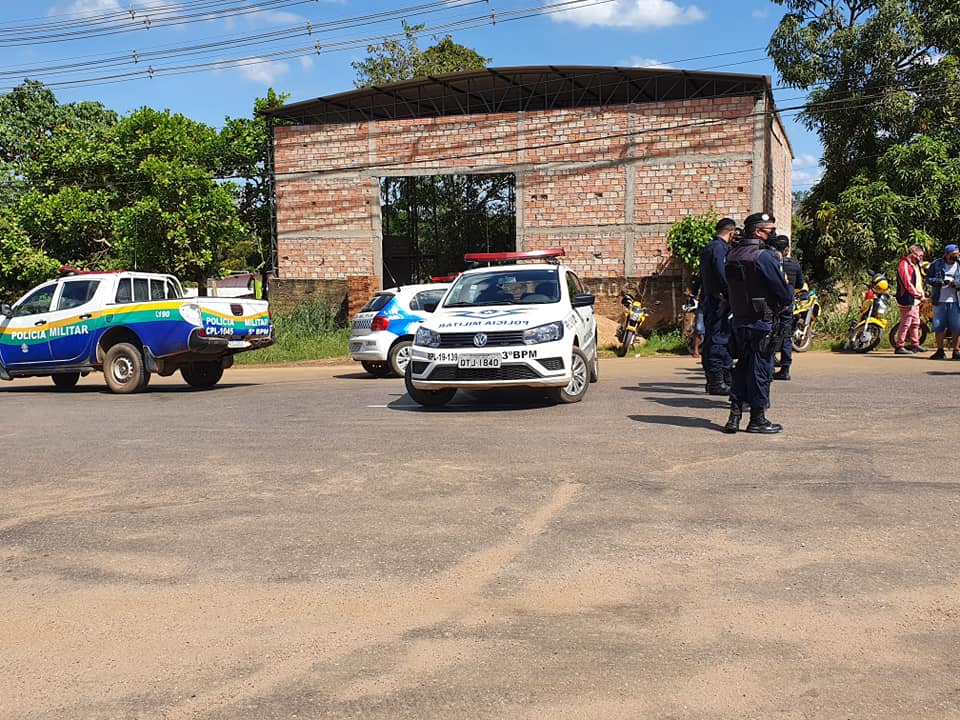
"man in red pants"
894,245,926,354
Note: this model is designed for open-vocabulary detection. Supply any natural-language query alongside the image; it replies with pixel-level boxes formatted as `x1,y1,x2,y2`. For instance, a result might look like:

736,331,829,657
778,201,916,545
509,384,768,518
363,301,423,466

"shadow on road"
0,383,258,394
629,414,718,430
643,396,728,409
388,388,559,413
621,382,704,396
333,372,391,380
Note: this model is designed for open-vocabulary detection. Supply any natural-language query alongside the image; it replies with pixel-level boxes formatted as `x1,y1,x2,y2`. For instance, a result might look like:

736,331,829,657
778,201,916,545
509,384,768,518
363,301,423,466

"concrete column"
368,121,383,289
624,105,637,276
750,95,767,213
516,111,525,251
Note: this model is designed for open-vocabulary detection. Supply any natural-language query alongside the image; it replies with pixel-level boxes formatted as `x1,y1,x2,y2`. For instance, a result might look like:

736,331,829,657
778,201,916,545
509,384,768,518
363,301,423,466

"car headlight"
523,321,564,345
415,326,441,348
179,303,203,326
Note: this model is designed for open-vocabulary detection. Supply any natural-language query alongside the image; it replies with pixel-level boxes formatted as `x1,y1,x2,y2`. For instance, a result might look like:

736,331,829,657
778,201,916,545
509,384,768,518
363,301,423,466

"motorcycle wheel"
616,329,635,357
792,318,814,352
887,322,929,348
851,323,882,353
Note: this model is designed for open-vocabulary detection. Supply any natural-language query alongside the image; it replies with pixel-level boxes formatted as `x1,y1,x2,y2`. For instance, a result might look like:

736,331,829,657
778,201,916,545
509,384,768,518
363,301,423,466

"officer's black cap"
716,218,737,232
744,212,776,226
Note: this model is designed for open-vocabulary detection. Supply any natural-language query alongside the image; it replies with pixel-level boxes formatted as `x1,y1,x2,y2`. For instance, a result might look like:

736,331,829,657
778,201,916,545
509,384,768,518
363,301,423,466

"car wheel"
551,347,590,404
181,361,224,389
361,360,392,377
103,342,146,394
404,363,456,407
52,372,81,389
388,339,413,377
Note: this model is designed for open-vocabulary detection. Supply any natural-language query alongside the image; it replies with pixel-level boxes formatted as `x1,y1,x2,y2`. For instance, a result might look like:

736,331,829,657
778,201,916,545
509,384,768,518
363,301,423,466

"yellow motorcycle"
791,284,820,352
845,274,891,353
615,288,650,356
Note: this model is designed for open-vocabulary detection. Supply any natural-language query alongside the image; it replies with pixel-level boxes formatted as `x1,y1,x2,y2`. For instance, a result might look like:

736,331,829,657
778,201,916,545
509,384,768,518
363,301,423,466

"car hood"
424,305,562,331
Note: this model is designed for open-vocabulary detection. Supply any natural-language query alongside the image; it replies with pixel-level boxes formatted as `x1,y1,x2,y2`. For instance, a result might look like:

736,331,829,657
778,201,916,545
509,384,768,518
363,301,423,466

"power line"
9,78,952,192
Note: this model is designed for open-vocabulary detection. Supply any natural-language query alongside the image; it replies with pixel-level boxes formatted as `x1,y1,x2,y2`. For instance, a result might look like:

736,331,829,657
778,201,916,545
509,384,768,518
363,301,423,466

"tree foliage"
769,0,960,278
666,210,719,273
352,21,490,87
0,82,285,299
814,132,960,277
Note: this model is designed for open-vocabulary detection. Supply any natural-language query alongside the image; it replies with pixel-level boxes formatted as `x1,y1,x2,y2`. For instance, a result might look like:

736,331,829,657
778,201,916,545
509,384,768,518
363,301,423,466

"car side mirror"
423,301,439,313
572,293,595,308
0,304,12,317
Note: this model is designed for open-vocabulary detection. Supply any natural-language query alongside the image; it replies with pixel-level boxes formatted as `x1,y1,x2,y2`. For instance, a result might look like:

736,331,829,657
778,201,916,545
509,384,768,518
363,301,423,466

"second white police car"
405,249,599,407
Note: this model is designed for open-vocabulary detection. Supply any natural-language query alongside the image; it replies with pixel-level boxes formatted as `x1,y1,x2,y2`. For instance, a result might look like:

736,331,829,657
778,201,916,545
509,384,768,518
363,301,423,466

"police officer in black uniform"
767,234,804,381
722,212,793,434
699,218,737,394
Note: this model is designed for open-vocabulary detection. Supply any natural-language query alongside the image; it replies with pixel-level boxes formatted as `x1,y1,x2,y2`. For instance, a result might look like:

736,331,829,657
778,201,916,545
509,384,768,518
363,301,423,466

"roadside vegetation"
234,298,349,365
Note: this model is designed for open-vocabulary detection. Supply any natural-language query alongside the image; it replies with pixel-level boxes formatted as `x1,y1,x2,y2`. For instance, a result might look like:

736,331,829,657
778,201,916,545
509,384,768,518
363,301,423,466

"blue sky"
0,0,823,190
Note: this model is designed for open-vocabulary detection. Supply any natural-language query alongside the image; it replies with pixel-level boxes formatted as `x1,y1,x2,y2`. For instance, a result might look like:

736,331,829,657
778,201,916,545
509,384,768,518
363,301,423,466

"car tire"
52,372,81,389
551,347,590,404
181,361,224,389
404,363,456,407
388,339,413,377
103,342,147,394
361,360,392,378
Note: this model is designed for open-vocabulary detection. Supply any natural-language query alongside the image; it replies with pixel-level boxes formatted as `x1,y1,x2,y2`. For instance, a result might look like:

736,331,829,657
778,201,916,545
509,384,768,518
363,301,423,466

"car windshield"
443,269,560,307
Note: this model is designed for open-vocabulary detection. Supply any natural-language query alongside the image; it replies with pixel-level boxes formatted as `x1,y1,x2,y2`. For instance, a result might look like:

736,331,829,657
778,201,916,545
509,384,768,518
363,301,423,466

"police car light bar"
463,249,565,265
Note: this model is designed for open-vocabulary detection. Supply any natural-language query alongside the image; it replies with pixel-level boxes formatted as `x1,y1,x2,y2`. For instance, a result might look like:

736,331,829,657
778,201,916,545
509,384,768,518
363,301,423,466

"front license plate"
458,353,501,369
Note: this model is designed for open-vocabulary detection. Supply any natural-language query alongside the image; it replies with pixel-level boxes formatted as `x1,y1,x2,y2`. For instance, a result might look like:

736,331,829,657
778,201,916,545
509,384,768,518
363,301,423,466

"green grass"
602,327,690,357
235,298,351,365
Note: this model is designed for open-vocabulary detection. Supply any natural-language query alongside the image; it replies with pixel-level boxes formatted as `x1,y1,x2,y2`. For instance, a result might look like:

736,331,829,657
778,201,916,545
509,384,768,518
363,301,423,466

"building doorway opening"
380,173,516,286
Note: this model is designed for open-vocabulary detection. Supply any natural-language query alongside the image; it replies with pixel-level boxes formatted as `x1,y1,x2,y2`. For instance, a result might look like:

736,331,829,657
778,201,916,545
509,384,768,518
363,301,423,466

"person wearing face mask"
925,243,960,360
894,244,927,354
722,212,793,434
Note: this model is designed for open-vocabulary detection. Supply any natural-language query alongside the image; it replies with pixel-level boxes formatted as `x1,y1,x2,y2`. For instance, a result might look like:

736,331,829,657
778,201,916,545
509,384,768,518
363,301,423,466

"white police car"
349,282,451,377
405,249,599,407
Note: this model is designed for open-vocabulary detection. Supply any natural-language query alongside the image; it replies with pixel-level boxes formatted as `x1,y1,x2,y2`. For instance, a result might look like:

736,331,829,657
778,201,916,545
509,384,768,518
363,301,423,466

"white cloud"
552,0,705,29
53,0,172,14
792,154,824,190
621,57,674,69
238,58,290,85
751,8,769,19
299,56,314,70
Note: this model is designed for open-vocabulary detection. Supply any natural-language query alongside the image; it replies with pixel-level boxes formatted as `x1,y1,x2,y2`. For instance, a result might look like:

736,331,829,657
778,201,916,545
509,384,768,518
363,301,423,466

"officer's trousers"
701,295,732,375
778,311,794,368
730,326,775,410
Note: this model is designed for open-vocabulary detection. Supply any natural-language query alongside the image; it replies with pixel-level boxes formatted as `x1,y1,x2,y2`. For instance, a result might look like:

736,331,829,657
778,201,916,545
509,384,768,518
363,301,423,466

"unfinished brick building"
264,66,792,322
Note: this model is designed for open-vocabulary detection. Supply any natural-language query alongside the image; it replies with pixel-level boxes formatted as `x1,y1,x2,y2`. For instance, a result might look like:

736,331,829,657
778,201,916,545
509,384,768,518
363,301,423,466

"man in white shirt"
928,243,960,360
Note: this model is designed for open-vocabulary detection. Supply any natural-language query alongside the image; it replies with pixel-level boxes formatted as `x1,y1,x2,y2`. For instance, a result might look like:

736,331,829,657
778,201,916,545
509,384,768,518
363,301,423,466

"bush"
236,297,350,364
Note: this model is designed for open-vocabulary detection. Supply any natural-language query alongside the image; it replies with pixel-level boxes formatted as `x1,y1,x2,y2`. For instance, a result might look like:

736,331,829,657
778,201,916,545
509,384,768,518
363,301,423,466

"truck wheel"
361,361,391,378
52,372,80,389
550,347,590,404
181,361,224,389
104,343,146,394
388,340,413,377
404,364,456,407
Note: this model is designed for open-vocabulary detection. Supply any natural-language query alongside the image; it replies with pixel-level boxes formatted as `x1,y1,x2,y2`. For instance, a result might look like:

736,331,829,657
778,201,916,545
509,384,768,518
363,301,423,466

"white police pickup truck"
405,249,599,407
0,269,273,393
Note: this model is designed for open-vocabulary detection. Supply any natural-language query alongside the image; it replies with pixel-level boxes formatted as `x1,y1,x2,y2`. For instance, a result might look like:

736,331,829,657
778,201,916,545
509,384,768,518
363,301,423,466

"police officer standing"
767,235,804,381
722,213,793,434
699,218,737,395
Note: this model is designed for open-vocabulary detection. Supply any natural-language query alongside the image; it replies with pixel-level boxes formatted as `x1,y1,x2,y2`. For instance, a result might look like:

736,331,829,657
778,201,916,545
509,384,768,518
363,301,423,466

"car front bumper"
407,340,571,390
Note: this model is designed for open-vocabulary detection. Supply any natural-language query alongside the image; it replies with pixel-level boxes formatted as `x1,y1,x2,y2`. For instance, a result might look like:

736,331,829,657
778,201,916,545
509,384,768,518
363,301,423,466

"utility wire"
8,78,951,191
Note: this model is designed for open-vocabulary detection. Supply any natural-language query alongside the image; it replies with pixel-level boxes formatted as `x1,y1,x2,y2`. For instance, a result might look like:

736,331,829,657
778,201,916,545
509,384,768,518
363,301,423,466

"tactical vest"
725,238,772,321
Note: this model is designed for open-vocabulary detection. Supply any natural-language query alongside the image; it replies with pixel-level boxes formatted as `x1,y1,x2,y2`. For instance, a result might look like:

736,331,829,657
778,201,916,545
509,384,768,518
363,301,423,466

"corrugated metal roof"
261,65,773,125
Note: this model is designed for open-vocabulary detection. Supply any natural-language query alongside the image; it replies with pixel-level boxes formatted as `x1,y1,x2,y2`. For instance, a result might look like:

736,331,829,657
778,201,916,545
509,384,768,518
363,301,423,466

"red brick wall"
272,94,791,320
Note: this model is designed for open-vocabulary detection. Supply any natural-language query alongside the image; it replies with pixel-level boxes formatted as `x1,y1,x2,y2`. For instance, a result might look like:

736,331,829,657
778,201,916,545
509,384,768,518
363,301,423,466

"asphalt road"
1,351,959,719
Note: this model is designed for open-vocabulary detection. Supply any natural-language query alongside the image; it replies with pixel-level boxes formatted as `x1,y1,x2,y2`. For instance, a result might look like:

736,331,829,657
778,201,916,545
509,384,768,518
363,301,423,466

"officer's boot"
773,366,791,380
722,367,732,387
705,371,730,396
745,407,783,434
722,401,742,434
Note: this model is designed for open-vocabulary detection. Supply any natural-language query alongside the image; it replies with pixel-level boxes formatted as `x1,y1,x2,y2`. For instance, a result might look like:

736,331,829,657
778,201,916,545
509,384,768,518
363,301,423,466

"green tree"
352,21,490,87
815,132,960,277
0,210,60,300
769,0,960,277
666,211,719,273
